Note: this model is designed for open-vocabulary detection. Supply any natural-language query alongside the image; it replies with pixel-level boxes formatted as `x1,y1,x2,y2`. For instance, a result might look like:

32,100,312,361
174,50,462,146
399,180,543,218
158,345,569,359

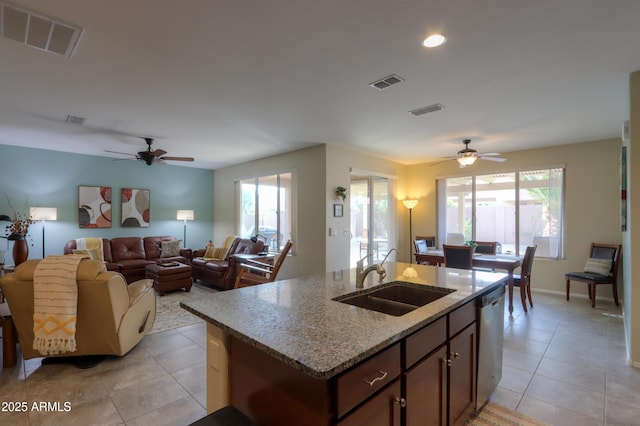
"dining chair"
512,245,537,312
473,241,497,255
234,240,293,288
565,242,621,308
416,235,436,248
443,244,473,270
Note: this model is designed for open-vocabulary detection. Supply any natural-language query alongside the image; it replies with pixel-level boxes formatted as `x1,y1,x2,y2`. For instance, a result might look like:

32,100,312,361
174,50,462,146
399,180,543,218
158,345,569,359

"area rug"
465,402,550,426
149,282,218,334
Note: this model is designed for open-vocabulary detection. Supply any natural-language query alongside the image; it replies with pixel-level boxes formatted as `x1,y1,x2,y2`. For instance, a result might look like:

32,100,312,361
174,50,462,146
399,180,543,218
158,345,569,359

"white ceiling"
1,0,639,170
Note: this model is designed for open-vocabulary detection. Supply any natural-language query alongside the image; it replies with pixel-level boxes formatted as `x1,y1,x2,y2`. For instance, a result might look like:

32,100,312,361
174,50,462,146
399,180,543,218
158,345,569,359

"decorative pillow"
583,257,612,275
203,245,215,259
73,248,101,260
160,240,182,258
212,247,226,258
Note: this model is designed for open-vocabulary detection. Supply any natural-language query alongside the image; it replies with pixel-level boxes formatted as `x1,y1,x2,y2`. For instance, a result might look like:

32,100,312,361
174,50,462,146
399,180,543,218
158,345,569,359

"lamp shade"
402,199,418,209
30,207,57,221
177,210,194,221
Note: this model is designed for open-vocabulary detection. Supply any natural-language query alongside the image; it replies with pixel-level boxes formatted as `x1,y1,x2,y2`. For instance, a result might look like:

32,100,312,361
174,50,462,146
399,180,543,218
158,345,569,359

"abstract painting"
78,185,112,228
121,188,150,227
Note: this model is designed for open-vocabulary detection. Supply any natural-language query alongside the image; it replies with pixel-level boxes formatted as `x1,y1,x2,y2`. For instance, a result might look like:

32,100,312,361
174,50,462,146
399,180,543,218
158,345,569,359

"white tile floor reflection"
1,292,639,425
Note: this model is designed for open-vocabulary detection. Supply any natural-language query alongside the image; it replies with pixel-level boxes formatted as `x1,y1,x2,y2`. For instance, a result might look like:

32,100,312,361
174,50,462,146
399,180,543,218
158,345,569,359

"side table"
0,302,17,368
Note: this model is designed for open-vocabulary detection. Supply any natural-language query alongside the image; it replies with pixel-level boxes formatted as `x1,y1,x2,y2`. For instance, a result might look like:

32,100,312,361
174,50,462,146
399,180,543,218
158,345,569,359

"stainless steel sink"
334,281,456,316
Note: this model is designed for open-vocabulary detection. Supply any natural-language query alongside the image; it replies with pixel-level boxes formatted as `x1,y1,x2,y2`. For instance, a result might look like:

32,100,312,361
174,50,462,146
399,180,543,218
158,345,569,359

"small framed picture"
333,203,343,217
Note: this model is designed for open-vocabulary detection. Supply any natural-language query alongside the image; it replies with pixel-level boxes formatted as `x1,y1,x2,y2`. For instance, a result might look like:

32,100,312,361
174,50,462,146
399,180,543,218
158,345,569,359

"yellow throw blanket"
32,254,87,356
75,237,103,261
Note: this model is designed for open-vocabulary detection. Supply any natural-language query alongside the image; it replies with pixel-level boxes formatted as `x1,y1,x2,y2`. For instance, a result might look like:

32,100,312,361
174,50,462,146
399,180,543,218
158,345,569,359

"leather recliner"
0,258,156,360
191,238,264,290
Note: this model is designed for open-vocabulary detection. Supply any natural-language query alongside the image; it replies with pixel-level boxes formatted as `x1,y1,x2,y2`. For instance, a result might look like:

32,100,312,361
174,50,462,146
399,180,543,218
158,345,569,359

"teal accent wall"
0,145,214,265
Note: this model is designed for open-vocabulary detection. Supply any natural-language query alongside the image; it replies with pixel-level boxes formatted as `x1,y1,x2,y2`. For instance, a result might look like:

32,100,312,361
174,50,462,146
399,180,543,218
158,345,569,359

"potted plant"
465,240,478,252
336,186,347,201
2,195,34,266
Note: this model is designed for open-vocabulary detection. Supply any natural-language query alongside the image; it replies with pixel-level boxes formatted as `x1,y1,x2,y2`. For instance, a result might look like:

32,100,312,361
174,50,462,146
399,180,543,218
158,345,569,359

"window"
437,167,565,258
238,172,293,253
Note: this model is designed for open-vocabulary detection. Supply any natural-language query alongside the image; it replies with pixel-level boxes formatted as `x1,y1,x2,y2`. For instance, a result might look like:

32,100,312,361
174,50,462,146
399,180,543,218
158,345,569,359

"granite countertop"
181,261,507,380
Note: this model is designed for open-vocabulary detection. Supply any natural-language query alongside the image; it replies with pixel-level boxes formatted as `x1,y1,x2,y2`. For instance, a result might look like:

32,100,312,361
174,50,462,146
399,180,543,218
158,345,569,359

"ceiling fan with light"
105,138,195,166
441,139,506,168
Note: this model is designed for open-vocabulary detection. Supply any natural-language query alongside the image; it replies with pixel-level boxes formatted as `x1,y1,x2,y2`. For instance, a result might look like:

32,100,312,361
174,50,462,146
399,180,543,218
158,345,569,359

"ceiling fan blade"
160,156,195,162
152,149,167,157
104,149,136,156
479,152,501,156
479,156,506,162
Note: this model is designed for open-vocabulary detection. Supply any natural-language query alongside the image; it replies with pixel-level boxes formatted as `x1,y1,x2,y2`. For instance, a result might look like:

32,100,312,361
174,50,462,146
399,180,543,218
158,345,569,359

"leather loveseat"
64,236,191,283
191,237,264,290
0,258,156,359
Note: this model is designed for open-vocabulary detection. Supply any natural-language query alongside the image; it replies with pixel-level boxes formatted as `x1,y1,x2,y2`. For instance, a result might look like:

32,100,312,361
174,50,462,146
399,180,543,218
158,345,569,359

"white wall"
627,71,640,365
325,144,405,271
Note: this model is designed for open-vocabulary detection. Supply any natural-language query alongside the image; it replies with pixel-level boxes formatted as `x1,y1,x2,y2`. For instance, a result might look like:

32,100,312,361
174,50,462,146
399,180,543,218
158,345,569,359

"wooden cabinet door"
405,345,447,426
338,380,402,426
448,323,476,425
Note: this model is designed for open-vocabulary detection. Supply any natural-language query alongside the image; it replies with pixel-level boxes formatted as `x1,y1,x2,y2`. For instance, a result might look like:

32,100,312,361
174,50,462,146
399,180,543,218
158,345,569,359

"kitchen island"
181,262,508,425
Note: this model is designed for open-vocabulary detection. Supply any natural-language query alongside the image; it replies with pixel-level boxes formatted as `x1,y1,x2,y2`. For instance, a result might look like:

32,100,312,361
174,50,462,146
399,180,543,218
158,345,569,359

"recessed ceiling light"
422,34,446,48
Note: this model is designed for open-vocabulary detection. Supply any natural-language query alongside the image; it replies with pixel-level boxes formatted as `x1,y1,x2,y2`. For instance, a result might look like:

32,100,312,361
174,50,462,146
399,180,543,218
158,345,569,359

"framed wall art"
121,188,150,227
78,185,112,228
333,203,343,217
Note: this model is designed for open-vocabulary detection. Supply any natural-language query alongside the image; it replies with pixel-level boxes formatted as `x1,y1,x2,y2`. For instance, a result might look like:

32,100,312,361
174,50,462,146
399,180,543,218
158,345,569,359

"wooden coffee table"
145,262,193,296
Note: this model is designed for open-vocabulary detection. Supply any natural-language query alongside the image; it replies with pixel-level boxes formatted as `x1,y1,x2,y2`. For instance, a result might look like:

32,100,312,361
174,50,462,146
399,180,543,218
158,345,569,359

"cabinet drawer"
338,379,401,426
449,300,476,337
336,342,401,418
405,316,446,368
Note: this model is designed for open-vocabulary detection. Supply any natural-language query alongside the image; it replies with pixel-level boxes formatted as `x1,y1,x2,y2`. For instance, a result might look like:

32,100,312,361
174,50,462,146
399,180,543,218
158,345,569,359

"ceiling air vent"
369,74,405,91
1,2,83,58
65,115,86,125
409,103,445,116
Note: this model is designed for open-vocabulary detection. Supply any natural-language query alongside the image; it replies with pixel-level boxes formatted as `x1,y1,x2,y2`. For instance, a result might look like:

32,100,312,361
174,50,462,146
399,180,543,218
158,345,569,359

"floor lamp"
30,207,57,258
402,199,418,264
177,210,194,248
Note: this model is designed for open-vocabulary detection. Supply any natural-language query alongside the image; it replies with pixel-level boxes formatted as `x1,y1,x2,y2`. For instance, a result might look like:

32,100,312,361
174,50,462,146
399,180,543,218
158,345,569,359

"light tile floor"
0,321,208,426
492,292,640,426
1,292,639,425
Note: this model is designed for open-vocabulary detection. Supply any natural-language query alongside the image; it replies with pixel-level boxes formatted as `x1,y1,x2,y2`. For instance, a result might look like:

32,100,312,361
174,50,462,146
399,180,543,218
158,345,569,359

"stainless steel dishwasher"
476,285,505,409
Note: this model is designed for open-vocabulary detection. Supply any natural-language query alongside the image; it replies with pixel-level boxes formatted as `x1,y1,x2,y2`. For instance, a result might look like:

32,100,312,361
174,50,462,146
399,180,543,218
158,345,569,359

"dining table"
415,250,523,313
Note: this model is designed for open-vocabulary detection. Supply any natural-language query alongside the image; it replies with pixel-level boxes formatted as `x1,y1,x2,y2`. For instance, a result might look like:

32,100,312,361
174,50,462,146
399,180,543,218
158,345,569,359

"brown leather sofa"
64,236,191,283
192,238,264,290
0,258,156,360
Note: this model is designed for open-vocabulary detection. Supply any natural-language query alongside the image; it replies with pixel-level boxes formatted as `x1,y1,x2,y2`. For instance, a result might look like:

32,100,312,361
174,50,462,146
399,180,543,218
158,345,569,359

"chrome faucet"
355,249,398,288
381,248,399,266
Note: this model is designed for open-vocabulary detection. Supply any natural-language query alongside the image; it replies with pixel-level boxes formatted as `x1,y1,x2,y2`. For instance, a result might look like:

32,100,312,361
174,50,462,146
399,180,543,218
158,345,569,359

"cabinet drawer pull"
451,352,460,359
394,397,407,408
363,370,388,386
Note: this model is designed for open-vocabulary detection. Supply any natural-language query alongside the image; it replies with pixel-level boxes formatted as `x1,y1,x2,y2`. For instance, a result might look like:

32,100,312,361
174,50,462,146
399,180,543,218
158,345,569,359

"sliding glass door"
349,175,392,266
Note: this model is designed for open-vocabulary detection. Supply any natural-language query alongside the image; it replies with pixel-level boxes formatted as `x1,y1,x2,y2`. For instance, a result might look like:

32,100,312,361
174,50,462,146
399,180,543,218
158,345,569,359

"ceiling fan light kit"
438,139,506,168
457,155,477,167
